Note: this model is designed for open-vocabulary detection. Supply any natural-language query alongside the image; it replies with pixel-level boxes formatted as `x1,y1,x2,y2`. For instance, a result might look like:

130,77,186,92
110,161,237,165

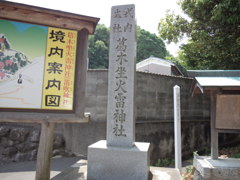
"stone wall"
0,123,66,164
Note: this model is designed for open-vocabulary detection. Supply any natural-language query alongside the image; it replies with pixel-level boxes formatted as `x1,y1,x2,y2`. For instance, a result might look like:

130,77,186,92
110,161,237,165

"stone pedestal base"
87,140,150,180
193,156,240,180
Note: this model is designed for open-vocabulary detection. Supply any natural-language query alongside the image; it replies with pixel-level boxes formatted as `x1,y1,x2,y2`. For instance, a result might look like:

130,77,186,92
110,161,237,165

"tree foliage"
88,24,109,69
88,24,168,69
136,27,168,63
158,0,240,70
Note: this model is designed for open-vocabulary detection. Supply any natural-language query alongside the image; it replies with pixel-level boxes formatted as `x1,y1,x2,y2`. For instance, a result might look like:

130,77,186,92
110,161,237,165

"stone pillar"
87,4,150,180
106,3,136,148
174,85,182,172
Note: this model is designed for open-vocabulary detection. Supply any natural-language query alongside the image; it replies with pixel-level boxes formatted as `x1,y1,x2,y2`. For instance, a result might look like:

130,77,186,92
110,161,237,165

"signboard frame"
0,1,99,123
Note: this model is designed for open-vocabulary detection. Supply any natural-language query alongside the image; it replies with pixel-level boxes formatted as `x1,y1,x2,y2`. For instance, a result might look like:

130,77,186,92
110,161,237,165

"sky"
9,0,184,56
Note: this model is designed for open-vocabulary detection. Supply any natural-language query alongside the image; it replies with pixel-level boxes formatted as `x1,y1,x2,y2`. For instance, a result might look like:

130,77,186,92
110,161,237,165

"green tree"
11,63,18,73
136,27,168,62
158,0,240,70
165,55,187,76
88,24,109,69
20,60,26,67
88,24,169,68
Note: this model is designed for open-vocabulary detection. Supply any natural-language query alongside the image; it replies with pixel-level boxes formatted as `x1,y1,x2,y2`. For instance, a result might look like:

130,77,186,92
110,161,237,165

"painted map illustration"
0,19,77,110
0,19,47,109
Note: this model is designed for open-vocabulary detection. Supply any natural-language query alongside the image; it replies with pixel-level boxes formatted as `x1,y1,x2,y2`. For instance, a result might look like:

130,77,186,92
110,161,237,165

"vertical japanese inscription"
42,27,77,110
107,5,136,147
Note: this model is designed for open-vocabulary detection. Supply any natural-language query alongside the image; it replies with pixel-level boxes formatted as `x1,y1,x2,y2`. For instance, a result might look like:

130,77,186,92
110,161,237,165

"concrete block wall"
82,70,210,122
135,71,210,122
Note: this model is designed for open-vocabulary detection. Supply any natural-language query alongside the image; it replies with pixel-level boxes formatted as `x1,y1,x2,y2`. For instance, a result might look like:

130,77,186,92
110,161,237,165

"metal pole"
174,85,182,172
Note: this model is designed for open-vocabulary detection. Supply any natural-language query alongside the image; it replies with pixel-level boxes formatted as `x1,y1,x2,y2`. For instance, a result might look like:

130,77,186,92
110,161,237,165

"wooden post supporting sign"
210,91,218,159
35,122,55,180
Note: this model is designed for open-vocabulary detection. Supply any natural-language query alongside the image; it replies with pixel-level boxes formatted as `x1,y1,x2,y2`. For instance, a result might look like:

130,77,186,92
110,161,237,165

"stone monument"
87,4,150,180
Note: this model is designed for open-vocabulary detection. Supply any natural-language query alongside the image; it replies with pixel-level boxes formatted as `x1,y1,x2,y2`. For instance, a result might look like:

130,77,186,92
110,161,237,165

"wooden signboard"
216,94,240,130
0,2,99,180
0,1,99,123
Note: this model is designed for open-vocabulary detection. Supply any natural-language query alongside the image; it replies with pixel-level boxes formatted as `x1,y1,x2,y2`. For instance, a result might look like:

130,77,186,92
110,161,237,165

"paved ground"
0,157,82,180
0,157,182,180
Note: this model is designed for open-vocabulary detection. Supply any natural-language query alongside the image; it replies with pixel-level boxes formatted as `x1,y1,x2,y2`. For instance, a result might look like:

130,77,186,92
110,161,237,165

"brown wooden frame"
0,1,99,123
